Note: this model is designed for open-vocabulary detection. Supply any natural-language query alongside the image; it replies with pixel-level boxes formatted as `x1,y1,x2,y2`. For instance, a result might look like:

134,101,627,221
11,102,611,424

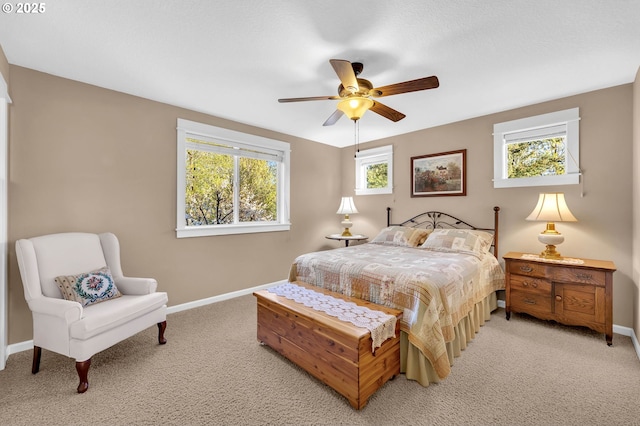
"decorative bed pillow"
420,229,494,257
55,267,121,307
370,226,433,247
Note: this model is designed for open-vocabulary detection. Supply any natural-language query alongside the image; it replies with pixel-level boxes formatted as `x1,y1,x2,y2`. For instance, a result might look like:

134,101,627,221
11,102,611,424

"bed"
288,206,505,387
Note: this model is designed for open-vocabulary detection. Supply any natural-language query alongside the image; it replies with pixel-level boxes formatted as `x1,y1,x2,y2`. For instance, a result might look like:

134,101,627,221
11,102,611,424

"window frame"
355,145,393,195
493,108,580,188
176,119,290,238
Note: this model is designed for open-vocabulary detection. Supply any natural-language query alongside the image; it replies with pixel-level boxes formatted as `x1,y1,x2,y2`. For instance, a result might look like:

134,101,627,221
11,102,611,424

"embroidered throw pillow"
370,226,433,247
420,229,494,257
55,267,121,307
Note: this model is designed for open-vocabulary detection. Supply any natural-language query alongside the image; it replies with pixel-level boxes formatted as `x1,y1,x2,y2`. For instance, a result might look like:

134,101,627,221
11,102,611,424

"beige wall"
342,84,635,329
7,66,343,344
633,67,640,341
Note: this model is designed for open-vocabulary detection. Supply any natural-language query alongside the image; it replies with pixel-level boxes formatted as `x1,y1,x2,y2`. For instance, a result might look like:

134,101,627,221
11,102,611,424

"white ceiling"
1,1,639,147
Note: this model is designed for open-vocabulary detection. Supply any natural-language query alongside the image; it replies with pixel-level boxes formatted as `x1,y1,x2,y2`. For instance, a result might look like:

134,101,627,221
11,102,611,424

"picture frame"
411,149,466,197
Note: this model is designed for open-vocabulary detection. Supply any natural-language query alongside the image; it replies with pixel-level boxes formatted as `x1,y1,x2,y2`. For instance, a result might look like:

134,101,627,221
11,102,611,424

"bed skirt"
400,292,498,387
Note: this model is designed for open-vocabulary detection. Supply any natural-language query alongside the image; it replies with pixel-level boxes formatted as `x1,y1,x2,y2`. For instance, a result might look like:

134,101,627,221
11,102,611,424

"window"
493,108,580,188
355,145,393,195
176,119,290,238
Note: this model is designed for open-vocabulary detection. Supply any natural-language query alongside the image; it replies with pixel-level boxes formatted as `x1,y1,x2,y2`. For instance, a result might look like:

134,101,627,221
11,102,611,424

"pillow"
420,229,494,257
55,267,121,307
370,226,433,247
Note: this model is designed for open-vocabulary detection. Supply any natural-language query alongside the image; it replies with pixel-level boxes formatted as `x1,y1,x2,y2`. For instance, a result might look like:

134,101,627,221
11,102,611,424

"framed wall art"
411,149,466,197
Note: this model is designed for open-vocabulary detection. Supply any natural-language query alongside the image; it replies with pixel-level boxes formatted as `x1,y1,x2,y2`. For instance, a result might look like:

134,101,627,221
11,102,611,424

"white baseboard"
166,279,286,314
613,324,640,355
6,339,33,357
6,283,640,363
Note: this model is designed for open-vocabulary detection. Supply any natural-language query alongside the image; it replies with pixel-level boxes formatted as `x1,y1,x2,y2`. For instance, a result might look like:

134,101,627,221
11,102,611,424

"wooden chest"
254,282,402,410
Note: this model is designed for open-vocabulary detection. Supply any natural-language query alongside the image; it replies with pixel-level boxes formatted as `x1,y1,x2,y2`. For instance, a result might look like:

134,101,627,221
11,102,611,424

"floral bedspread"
288,243,505,378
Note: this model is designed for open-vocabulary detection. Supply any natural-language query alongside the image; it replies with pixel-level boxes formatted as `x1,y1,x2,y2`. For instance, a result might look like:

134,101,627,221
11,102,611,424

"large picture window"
493,108,580,188
177,119,290,238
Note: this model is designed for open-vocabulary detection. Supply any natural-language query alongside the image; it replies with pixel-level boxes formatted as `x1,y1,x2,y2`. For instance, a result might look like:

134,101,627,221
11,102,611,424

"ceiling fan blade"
278,95,340,103
370,101,406,122
370,76,439,97
322,109,344,126
330,59,359,94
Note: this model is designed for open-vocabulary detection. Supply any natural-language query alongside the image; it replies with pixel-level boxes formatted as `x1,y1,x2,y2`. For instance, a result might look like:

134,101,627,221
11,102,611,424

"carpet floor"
1,293,639,425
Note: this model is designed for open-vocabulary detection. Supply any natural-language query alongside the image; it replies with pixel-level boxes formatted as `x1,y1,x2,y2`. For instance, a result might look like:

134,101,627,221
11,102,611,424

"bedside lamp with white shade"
526,193,577,259
336,197,358,237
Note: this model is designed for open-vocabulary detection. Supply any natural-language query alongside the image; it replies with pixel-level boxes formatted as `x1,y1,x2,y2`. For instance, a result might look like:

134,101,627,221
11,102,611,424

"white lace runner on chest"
268,282,397,352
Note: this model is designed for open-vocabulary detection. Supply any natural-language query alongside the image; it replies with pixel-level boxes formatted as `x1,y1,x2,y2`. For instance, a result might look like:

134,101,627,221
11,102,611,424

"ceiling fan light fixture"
337,97,374,120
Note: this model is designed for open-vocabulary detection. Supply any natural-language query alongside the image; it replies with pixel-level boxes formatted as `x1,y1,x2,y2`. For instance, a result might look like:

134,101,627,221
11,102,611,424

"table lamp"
526,193,577,259
336,197,358,237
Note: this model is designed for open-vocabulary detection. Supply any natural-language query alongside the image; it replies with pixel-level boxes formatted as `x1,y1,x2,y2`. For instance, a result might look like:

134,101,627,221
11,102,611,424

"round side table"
325,234,368,247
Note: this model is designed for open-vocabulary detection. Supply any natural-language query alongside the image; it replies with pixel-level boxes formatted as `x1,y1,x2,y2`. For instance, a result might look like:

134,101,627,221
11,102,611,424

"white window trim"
493,108,580,188
176,119,291,238
355,145,393,195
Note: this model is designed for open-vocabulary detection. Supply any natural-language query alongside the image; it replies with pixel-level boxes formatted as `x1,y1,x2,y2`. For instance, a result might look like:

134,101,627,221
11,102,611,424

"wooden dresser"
503,252,616,345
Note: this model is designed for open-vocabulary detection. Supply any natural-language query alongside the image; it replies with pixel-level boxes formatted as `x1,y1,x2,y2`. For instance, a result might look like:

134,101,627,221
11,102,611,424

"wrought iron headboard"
387,206,501,258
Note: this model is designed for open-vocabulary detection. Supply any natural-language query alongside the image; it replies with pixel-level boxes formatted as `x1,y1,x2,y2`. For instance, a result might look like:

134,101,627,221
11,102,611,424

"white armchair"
15,232,168,393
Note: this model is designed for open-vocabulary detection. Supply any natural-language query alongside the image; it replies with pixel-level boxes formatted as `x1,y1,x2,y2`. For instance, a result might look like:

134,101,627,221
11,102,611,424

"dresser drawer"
510,289,552,315
507,261,547,278
509,274,552,295
550,267,606,286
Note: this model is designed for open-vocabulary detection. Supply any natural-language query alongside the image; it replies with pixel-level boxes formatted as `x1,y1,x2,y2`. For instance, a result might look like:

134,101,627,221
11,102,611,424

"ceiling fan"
278,59,439,126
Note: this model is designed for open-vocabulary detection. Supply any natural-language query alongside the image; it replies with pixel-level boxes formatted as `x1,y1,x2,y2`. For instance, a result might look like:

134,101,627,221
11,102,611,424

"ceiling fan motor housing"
338,78,374,98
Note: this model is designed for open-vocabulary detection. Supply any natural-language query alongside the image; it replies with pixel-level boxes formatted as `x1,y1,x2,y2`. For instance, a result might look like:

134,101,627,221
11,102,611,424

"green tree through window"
186,149,233,225
238,157,277,222
366,163,388,189
185,145,278,226
507,137,566,178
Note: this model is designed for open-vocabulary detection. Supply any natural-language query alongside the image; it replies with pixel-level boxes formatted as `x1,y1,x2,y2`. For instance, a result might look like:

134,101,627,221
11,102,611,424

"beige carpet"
1,293,639,426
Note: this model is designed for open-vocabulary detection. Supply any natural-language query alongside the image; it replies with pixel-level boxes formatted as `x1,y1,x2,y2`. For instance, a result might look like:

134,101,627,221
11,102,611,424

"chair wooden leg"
32,346,42,374
157,321,167,345
76,359,91,393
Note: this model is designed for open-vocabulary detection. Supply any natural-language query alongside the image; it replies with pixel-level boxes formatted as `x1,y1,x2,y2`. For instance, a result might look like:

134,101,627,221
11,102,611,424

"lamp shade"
337,97,374,121
526,193,577,222
336,197,358,215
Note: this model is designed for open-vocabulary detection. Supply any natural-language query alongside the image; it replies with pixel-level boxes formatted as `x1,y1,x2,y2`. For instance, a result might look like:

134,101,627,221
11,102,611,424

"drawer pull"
522,281,538,288
519,265,533,273
555,295,562,301
576,273,592,280
523,298,536,305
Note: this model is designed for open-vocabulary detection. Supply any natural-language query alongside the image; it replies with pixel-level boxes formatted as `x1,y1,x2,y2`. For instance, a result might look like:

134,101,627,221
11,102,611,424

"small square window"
355,145,393,195
493,108,580,188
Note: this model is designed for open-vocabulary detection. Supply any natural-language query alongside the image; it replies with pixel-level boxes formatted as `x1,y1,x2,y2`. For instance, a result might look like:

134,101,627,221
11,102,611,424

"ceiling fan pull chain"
353,120,360,158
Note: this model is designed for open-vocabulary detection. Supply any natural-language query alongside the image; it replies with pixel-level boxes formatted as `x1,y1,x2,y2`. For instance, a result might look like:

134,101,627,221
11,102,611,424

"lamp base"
537,231,565,259
340,215,353,237
540,244,562,259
